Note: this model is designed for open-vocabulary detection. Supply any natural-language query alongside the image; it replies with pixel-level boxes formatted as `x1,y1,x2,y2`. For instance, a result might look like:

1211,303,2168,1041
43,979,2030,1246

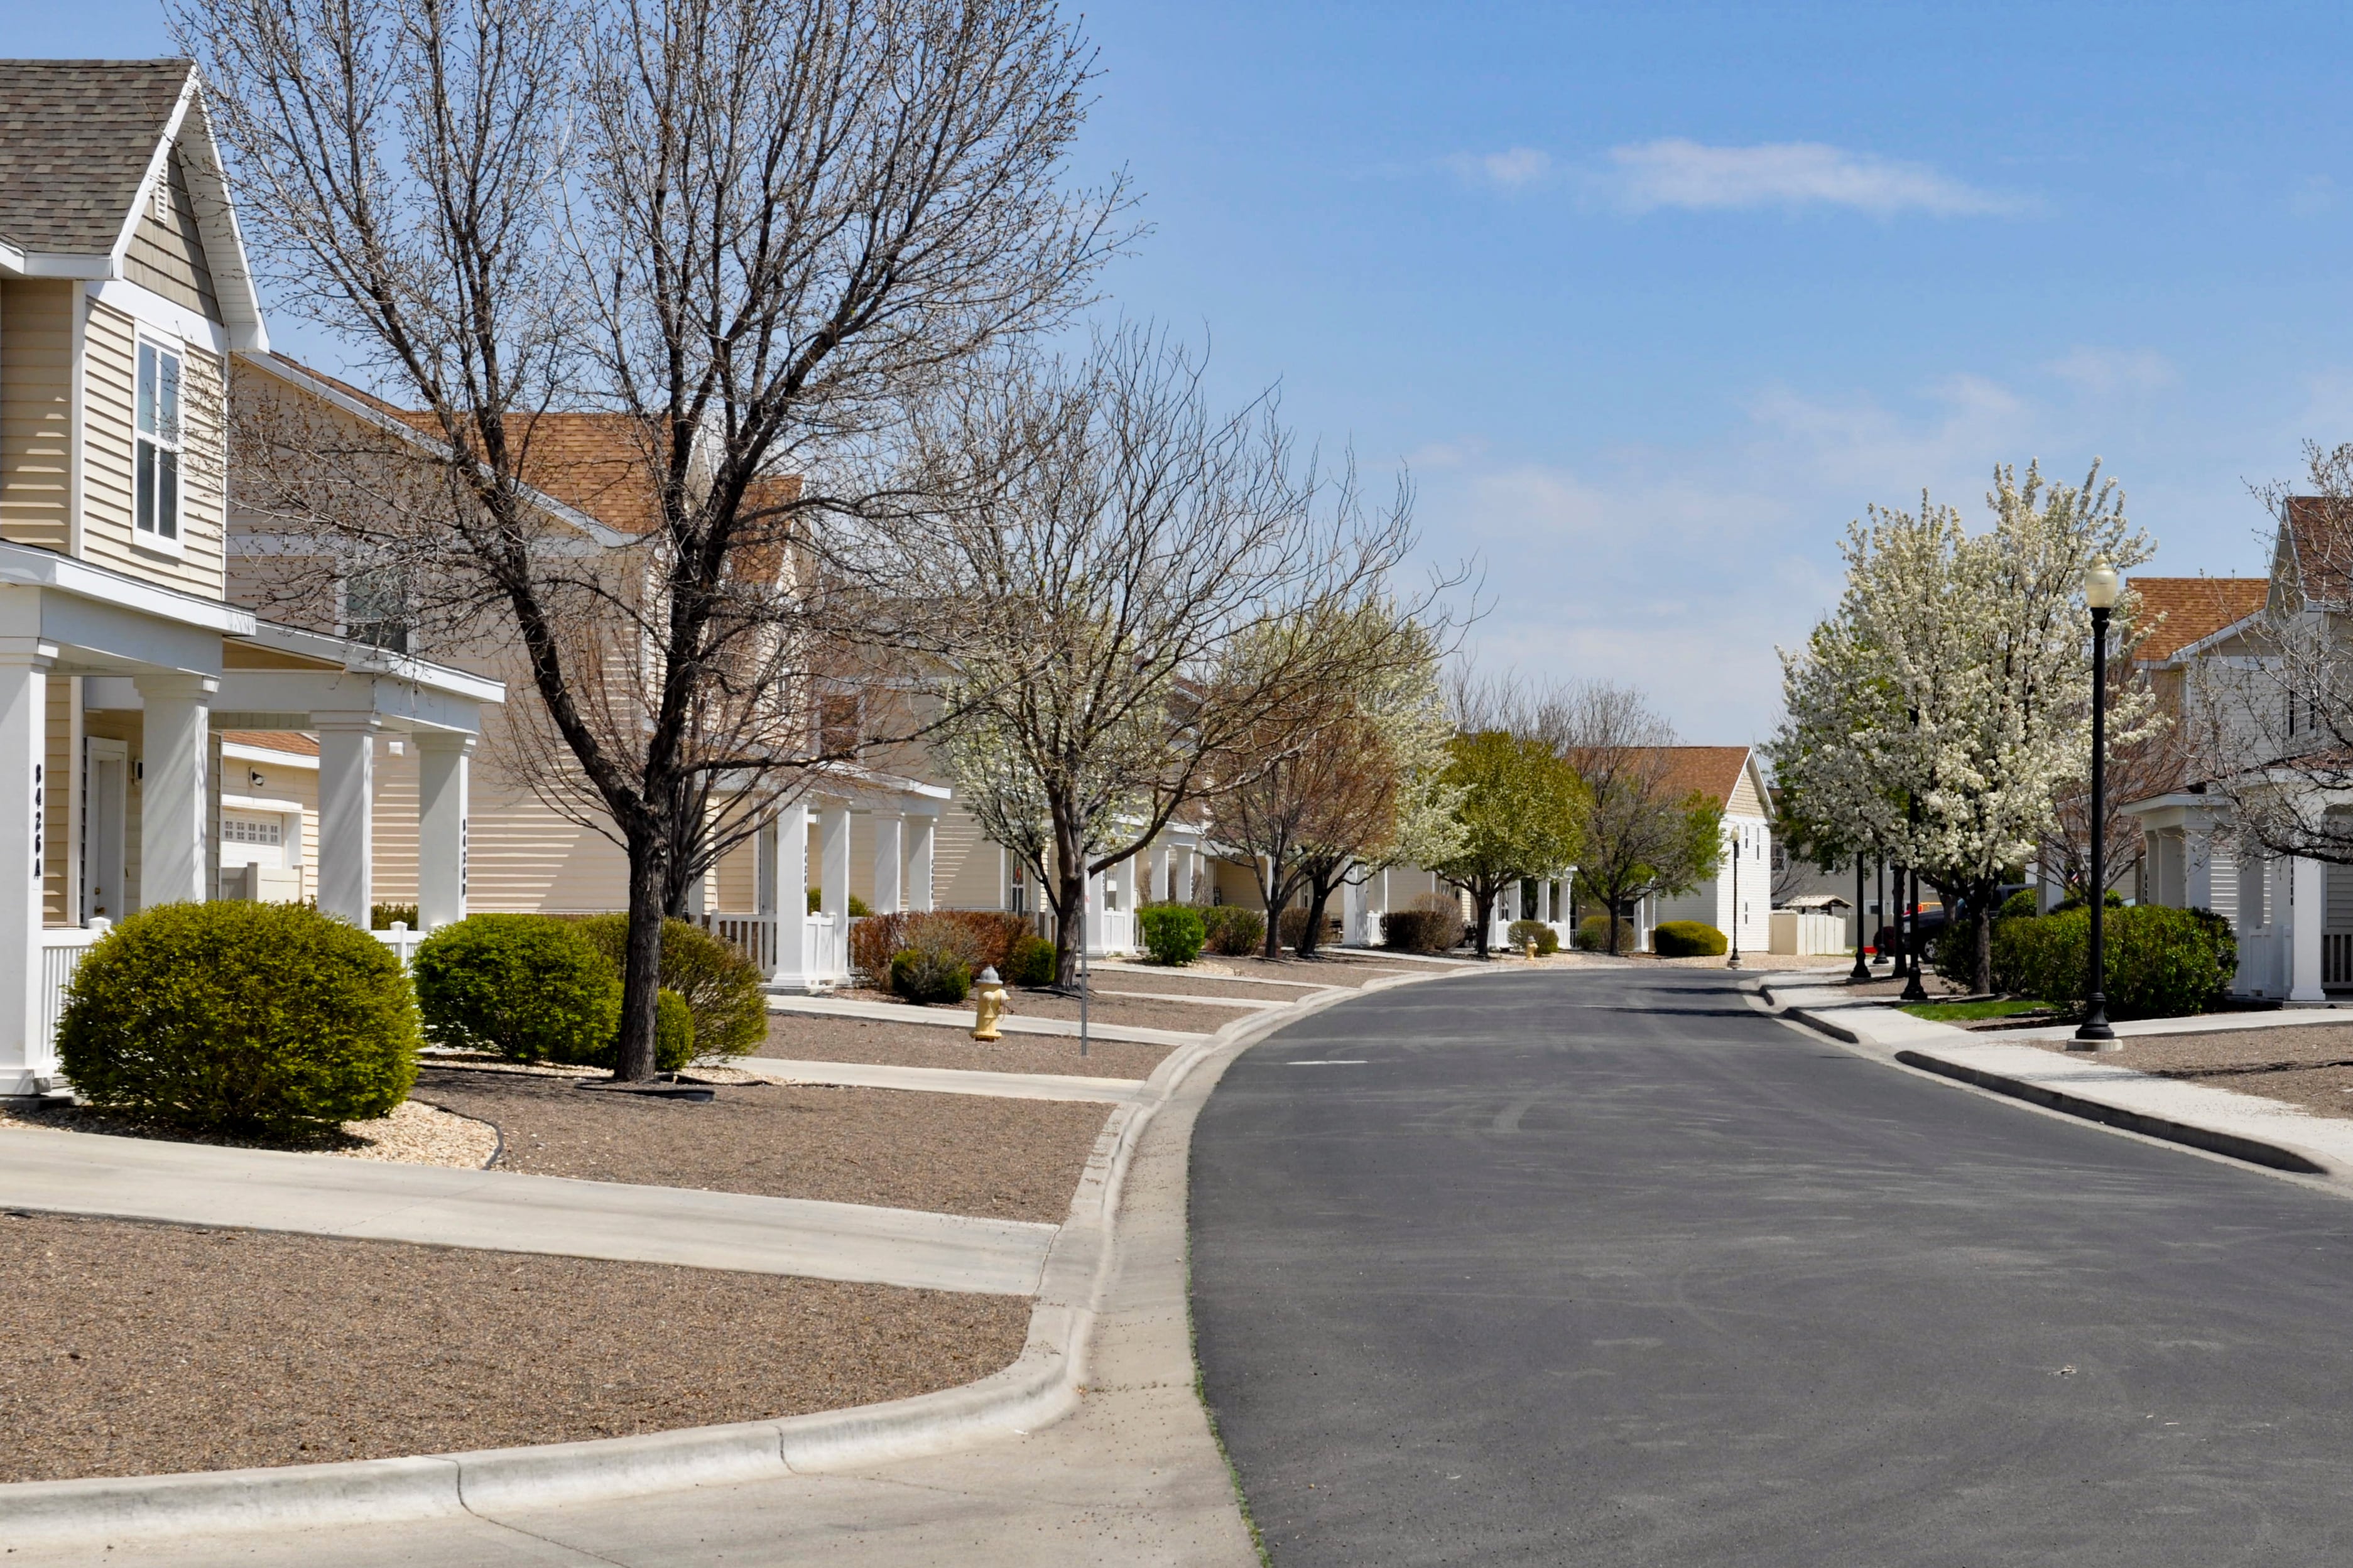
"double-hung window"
135,342,182,543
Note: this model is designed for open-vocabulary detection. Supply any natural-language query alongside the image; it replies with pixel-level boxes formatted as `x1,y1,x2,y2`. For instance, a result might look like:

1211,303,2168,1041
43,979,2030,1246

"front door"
84,739,127,922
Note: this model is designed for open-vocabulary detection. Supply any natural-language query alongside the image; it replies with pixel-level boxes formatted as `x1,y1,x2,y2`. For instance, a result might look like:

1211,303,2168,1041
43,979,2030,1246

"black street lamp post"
1727,824,1742,970
1901,861,1929,1002
1849,852,1871,983
2071,561,2121,1049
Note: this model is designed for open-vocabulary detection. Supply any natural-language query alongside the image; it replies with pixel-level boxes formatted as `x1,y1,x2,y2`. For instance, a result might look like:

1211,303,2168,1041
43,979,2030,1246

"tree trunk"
1473,885,1494,958
1974,901,1994,995
1606,895,1623,959
1297,877,1336,958
616,843,668,1081
1052,859,1087,990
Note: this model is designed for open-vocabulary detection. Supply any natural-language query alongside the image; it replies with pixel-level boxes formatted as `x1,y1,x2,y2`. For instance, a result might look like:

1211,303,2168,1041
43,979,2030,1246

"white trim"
89,278,231,357
131,333,188,556
220,792,307,815
109,73,198,278
222,740,320,771
0,538,253,635
235,620,506,706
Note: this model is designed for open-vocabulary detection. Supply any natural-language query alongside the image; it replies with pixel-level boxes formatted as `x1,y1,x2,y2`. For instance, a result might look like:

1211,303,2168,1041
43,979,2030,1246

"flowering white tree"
1773,462,2154,990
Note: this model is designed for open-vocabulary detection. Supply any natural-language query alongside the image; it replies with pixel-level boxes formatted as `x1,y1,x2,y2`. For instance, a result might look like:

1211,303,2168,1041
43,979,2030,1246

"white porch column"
819,804,852,920
2292,855,2327,1003
871,813,905,915
134,673,214,909
413,733,472,931
2183,821,2215,912
908,816,936,912
0,644,51,1090
1174,845,1196,904
313,714,379,927
1150,842,1171,904
771,800,810,985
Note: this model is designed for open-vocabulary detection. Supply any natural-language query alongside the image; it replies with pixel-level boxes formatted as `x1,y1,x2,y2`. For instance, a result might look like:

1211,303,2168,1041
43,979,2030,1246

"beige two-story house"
0,60,503,1095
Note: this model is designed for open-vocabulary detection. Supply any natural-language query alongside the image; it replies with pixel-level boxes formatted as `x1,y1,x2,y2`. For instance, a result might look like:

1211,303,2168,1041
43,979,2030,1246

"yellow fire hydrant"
1523,936,1539,961
971,965,1008,1042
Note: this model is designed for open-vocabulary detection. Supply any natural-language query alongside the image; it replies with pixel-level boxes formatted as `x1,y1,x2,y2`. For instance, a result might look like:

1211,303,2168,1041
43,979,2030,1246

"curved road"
1192,965,2353,1565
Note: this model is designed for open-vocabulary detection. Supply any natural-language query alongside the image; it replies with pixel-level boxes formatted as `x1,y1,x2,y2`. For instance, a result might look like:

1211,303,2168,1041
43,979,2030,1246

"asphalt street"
1190,965,2353,1566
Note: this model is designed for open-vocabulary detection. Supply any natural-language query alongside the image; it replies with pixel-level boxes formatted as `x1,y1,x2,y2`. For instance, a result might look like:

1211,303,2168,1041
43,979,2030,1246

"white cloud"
1604,139,2022,217
2047,347,2179,397
1444,146,1553,190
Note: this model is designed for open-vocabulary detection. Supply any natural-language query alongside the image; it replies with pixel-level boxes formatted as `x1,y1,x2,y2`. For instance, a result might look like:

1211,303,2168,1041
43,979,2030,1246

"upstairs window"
342,566,411,653
135,342,182,542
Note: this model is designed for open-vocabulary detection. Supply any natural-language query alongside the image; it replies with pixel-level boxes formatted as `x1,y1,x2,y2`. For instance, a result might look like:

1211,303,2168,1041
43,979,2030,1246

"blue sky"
24,2,2353,740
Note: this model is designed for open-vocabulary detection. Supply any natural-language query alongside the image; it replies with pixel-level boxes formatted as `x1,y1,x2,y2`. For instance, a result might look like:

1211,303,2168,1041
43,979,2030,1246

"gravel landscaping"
2025,1024,2353,1120
1085,970,1319,1003
0,1096,497,1169
0,1211,1028,1484
837,985,1216,1034
759,1012,1173,1080
411,1064,1107,1222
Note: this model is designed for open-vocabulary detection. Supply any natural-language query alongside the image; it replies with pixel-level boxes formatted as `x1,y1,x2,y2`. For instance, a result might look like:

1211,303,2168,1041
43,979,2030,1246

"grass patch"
1900,998,2052,1022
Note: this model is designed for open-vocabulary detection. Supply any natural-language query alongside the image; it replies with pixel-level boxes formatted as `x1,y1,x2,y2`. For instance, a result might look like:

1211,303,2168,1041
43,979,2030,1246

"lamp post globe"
2071,560,2121,1049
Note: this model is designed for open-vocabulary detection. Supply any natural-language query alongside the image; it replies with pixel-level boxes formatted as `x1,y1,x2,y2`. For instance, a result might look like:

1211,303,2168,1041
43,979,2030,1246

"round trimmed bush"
1005,933,1058,987
413,914,620,1064
654,987,696,1070
578,915,765,1060
1200,905,1266,957
892,947,972,1005
1506,918,1560,955
1652,920,1727,957
1139,905,1207,966
1575,915,1636,954
58,901,419,1138
1994,905,2236,1019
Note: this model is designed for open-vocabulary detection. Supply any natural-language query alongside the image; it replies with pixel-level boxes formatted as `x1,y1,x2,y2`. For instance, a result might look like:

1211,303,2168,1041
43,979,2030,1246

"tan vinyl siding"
467,770,632,914
715,837,756,912
1728,762,1764,820
79,302,226,597
0,279,75,551
367,738,421,906
121,150,221,320
935,807,999,909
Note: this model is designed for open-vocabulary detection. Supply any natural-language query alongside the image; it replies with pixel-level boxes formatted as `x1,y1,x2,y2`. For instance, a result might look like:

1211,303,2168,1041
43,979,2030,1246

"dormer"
0,59,267,602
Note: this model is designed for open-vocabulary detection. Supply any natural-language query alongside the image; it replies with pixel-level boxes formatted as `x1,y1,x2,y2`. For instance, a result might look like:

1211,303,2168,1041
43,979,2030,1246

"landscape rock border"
0,958,1471,1548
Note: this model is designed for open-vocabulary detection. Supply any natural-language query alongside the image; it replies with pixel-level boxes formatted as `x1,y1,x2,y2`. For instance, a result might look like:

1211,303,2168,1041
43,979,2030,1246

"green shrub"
577,916,765,1060
891,946,972,1005
1005,933,1058,987
808,889,875,917
413,914,620,1064
1998,889,2039,921
1653,920,1727,957
59,901,419,1138
1200,905,1266,957
2051,889,2126,915
1575,914,1636,954
1506,919,1560,955
1380,908,1456,953
654,988,696,1070
1139,904,1207,966
370,902,420,931
1994,905,2237,1019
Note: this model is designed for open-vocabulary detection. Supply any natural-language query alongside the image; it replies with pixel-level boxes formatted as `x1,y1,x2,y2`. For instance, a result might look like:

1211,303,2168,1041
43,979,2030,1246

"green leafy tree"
1427,732,1586,958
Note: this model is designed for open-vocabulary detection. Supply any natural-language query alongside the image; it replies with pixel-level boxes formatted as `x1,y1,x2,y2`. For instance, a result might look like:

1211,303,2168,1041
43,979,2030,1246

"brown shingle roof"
0,60,190,255
1653,746,1753,808
2128,576,2267,661
2283,495,2353,607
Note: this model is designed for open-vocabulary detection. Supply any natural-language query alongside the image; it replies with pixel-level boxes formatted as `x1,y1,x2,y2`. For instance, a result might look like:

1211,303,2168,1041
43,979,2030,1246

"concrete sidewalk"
1762,978,2353,1184
736,1055,1153,1105
0,1124,1056,1295
767,993,1209,1047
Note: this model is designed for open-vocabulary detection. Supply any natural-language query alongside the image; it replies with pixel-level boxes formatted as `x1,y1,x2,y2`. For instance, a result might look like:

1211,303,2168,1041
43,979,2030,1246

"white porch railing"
697,912,780,972
372,924,427,966
38,922,111,1064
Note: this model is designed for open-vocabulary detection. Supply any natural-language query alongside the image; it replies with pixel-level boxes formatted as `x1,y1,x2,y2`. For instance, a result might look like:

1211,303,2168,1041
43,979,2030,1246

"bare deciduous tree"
184,0,1129,1076
905,330,1434,986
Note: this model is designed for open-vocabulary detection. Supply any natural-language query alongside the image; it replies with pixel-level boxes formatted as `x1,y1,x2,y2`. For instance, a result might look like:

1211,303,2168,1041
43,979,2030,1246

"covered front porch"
2126,790,2338,1004
0,543,502,1093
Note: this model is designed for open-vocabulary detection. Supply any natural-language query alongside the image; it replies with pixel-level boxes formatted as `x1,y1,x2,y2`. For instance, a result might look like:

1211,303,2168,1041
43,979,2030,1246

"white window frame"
134,335,186,554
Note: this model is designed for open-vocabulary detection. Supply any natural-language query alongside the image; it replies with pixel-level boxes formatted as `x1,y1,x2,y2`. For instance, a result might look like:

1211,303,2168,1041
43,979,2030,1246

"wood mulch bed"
2024,1024,2353,1120
0,1211,1027,1484
759,1013,1171,1081
410,1064,1106,1223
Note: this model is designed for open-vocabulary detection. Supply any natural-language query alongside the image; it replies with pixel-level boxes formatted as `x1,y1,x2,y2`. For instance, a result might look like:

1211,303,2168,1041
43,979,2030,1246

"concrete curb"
1753,978,2349,1182
0,959,1473,1549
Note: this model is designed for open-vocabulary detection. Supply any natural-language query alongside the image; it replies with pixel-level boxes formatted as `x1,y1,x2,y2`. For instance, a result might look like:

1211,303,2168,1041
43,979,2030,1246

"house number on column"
30,762,42,880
